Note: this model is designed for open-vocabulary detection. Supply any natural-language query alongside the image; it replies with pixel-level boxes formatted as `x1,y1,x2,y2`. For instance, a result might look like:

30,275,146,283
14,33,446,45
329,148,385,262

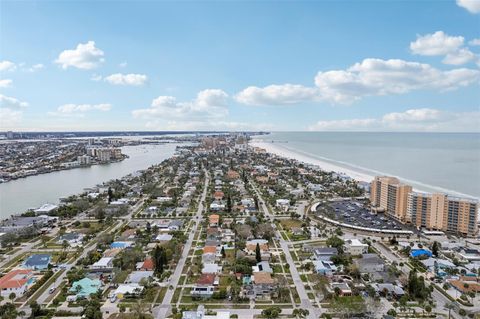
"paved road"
153,170,209,319
250,181,318,319
0,240,39,269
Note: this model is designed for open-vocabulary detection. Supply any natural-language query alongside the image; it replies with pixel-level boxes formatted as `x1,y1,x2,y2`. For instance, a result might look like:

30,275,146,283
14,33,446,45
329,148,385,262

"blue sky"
0,0,479,132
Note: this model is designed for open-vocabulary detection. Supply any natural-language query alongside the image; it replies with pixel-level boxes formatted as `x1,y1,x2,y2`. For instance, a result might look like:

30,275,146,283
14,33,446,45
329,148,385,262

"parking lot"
317,199,410,231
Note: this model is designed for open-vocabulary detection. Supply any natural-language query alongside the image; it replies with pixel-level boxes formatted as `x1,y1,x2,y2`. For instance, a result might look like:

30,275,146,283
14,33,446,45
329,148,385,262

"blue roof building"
69,278,102,298
410,249,432,258
23,254,51,270
110,241,133,249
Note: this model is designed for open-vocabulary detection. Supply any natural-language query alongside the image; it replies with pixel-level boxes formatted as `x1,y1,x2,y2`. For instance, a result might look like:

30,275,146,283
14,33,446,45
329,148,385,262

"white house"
275,199,290,212
113,283,144,299
91,257,114,270
0,269,34,298
345,239,369,255
202,263,222,274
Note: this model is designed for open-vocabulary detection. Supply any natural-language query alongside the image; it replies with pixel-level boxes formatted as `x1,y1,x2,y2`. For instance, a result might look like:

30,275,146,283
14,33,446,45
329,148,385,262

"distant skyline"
0,0,479,132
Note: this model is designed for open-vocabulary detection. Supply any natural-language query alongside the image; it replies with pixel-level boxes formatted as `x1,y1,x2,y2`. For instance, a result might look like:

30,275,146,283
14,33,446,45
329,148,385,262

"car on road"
49,287,56,294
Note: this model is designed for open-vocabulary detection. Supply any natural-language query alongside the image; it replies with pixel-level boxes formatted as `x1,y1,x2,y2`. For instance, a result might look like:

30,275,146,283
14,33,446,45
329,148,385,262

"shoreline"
250,140,480,201
0,156,128,184
0,143,179,219
250,141,373,183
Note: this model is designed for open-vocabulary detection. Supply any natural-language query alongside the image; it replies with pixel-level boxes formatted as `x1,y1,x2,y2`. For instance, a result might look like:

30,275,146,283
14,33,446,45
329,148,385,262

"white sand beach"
250,140,374,183
250,139,480,201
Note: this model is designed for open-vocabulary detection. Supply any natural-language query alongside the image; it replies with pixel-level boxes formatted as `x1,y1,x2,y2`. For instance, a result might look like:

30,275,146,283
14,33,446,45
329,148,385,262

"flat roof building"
408,192,478,237
370,176,412,223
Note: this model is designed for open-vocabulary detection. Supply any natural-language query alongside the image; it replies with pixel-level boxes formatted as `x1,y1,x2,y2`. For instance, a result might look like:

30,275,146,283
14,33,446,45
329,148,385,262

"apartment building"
370,176,412,222
370,175,480,237
407,192,478,236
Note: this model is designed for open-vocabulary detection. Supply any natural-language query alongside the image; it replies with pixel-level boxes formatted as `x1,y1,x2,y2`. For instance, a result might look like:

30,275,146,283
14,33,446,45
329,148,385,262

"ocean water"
0,143,178,219
254,132,480,199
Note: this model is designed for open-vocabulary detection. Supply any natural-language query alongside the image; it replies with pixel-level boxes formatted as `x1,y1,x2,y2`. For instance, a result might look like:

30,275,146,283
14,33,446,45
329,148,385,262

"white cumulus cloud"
0,79,13,88
308,108,480,132
442,48,478,65
410,31,479,65
235,84,320,106
0,61,16,72
55,41,105,70
0,94,28,126
469,38,480,46
236,58,480,106
314,59,480,103
0,108,22,127
0,94,29,108
26,64,45,72
132,89,229,120
104,73,148,86
410,31,464,56
456,0,480,13
50,103,112,116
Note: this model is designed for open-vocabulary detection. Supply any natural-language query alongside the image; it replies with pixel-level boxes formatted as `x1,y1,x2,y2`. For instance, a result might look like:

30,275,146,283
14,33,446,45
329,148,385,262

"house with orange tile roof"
251,271,276,297
191,273,218,297
227,170,240,180
203,246,217,255
448,276,480,294
245,239,270,260
138,258,154,271
0,269,34,298
255,176,269,184
209,214,220,227
213,191,224,200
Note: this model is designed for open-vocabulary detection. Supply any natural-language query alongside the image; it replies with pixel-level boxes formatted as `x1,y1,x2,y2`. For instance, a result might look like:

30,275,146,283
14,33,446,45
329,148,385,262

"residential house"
227,170,240,180
210,202,225,212
252,272,276,297
126,271,154,284
90,257,114,271
313,260,337,276
156,234,173,242
410,249,433,258
448,276,480,294
168,220,184,231
457,248,480,262
214,191,224,200
345,239,369,255
58,232,84,247
245,239,270,260
23,254,51,270
192,274,218,298
69,278,102,298
137,258,154,271
312,247,338,261
421,258,455,276
329,282,352,296
275,199,290,212
354,254,385,273
252,261,273,273
0,269,34,298
372,283,405,298
113,283,144,299
202,263,222,274
182,305,230,319
209,214,220,227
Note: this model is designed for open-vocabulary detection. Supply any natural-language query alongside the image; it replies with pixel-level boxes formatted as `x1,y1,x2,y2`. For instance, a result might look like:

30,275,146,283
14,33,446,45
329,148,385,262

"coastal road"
153,170,209,319
250,180,319,319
